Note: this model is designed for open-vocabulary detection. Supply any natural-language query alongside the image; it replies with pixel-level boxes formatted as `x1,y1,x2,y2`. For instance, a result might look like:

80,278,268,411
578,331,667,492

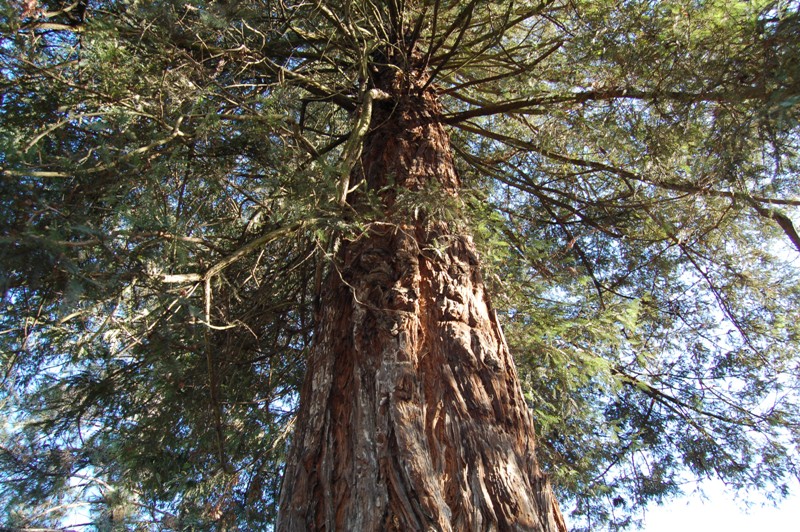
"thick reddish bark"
277,69,567,531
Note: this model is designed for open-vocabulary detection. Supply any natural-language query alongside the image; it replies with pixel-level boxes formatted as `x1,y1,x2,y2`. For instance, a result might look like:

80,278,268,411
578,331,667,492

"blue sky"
639,479,799,531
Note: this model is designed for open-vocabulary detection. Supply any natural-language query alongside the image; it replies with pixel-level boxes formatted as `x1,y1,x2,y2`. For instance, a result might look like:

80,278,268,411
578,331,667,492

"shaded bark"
278,67,567,532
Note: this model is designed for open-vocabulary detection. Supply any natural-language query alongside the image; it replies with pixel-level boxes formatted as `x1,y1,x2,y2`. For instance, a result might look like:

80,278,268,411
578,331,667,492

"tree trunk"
277,67,567,532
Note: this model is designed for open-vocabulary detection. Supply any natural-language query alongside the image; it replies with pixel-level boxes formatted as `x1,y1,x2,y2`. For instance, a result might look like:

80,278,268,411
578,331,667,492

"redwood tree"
1,1,799,530
277,59,565,530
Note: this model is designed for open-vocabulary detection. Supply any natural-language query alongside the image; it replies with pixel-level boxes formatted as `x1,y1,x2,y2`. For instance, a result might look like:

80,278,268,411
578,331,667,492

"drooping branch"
746,200,800,253
453,122,800,251
611,367,758,429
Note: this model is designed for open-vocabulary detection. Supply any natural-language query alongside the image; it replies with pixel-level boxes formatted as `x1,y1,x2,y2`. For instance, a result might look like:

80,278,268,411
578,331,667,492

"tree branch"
442,86,767,124
747,201,800,253
160,220,311,285
453,122,800,250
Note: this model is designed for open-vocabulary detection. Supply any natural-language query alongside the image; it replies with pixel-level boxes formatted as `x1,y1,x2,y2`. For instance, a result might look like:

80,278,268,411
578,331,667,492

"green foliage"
1,0,799,529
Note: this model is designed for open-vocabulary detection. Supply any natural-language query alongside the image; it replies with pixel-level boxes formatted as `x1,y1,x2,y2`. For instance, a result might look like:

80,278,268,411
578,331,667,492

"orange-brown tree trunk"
277,66,567,532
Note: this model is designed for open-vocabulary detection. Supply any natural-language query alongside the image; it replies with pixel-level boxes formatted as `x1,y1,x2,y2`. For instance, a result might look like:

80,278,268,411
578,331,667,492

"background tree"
1,0,799,530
